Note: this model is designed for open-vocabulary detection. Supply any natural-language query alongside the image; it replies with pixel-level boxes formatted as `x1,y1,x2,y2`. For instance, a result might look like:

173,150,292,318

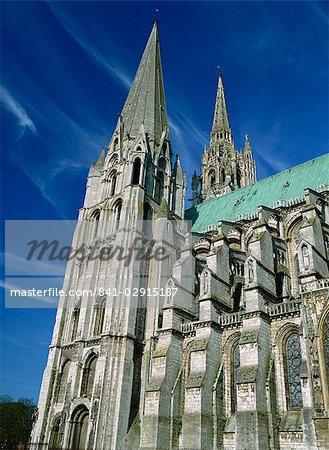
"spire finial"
154,8,159,24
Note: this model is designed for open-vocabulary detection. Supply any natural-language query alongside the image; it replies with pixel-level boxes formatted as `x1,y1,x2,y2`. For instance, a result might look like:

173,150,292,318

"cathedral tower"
30,21,186,450
192,72,256,204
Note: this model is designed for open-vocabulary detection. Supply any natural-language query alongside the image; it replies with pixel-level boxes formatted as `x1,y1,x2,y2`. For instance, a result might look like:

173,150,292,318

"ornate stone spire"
210,71,233,146
120,21,169,147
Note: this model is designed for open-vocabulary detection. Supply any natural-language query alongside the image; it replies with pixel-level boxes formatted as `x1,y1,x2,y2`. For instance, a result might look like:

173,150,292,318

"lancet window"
284,333,303,409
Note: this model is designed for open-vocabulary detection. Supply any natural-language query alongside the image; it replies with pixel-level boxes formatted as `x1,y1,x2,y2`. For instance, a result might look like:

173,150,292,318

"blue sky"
1,1,328,401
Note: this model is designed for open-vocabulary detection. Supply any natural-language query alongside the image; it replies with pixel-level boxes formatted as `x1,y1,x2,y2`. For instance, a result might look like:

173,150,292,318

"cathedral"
31,21,329,450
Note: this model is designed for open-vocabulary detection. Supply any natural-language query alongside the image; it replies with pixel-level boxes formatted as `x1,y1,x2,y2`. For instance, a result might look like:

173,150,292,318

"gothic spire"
120,21,169,146
210,71,233,145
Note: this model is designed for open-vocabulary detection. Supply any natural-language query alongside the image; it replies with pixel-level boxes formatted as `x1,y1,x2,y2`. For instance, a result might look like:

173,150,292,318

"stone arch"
89,208,100,220
131,157,141,185
108,153,119,169
107,169,117,197
111,198,122,232
275,323,302,411
80,352,98,398
57,359,71,403
48,414,62,449
69,405,90,450
286,215,303,295
223,332,241,414
157,156,166,172
89,209,100,239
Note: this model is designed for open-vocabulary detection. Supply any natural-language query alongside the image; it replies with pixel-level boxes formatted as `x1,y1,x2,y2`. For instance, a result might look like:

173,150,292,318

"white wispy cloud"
0,86,37,138
47,3,132,90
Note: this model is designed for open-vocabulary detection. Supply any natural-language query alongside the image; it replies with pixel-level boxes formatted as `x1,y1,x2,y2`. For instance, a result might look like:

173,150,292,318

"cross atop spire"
210,71,233,146
119,21,169,147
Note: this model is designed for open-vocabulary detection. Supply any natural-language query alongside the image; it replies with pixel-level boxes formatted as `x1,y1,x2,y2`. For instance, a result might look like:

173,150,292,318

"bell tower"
31,21,186,450
192,71,256,204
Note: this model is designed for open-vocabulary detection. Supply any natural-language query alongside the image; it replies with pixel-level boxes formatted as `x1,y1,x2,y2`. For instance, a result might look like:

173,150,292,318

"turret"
200,71,257,201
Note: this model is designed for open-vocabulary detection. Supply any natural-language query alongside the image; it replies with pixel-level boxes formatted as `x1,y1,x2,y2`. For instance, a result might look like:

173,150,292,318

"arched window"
236,169,241,187
154,173,164,204
90,210,100,239
57,360,71,403
322,312,329,383
93,297,105,336
108,154,118,168
154,158,166,203
284,333,303,409
131,158,141,185
208,170,215,187
81,354,98,398
70,301,81,341
69,405,89,450
113,200,122,232
231,342,240,412
109,171,117,197
49,416,61,450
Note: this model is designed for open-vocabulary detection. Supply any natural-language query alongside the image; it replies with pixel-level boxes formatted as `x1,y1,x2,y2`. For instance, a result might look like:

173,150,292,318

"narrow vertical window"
143,202,153,235
322,312,329,382
110,171,117,197
70,301,81,341
284,333,303,409
91,210,100,239
93,298,105,336
275,272,284,299
231,342,240,412
56,360,71,403
132,158,141,185
154,173,164,204
49,416,61,450
81,354,98,398
113,200,122,232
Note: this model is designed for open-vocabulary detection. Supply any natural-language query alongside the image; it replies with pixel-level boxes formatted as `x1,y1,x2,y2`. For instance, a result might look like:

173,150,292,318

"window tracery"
284,333,303,409
322,312,329,381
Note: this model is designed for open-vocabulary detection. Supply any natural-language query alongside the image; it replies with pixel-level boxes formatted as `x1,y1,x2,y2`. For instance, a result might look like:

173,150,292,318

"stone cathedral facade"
31,22,329,450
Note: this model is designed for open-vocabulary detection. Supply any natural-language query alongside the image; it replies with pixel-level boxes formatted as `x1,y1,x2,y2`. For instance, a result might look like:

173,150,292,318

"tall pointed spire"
120,21,169,146
210,71,233,146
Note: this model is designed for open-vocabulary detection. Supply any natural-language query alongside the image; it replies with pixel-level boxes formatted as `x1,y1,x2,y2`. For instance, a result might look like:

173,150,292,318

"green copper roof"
186,154,329,232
